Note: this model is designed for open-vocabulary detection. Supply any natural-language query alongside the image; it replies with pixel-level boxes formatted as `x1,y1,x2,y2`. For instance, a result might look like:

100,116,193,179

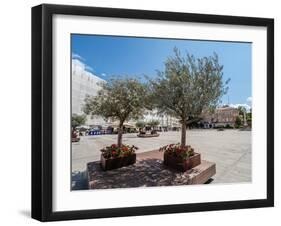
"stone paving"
72,129,251,189
88,158,190,189
87,150,215,189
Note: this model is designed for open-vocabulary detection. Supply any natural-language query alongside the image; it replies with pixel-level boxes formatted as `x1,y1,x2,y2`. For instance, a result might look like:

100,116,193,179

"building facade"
139,110,180,130
72,58,181,130
72,59,107,127
201,107,239,128
72,61,239,130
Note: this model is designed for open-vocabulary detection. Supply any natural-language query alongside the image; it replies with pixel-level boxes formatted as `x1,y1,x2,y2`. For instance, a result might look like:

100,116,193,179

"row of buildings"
72,58,243,130
72,59,181,131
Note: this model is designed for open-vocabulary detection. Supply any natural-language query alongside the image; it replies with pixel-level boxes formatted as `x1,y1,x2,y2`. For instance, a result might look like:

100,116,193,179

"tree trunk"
117,124,123,147
181,122,187,148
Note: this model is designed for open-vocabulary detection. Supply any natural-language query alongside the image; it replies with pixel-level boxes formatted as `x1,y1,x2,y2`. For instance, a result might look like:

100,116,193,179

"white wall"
0,0,279,225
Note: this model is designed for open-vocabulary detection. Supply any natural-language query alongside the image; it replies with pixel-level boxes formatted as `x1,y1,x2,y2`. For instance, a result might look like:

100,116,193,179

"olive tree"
135,121,146,129
235,116,242,128
83,78,147,147
147,119,160,130
71,114,86,129
150,48,229,147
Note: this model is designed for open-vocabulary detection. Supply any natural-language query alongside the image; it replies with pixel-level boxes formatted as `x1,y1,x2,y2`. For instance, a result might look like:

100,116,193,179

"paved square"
72,129,251,187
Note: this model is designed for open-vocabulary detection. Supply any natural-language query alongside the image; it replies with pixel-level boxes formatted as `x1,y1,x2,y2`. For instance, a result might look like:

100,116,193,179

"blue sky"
72,34,252,107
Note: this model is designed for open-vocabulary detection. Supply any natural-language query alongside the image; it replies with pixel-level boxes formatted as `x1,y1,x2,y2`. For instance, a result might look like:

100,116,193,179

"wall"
0,0,279,225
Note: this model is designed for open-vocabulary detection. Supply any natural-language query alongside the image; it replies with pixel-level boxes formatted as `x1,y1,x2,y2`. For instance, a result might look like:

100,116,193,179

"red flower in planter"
100,144,138,159
122,146,129,151
159,143,195,159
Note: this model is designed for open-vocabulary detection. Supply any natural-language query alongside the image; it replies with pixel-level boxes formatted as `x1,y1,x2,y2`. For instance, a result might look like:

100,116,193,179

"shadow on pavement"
88,158,193,189
72,171,89,190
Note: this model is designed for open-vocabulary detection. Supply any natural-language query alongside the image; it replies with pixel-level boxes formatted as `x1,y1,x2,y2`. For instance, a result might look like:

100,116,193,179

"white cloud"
72,58,105,82
72,54,95,73
72,53,85,61
224,97,252,112
229,103,251,112
247,96,252,104
85,65,94,72
72,58,84,69
72,58,91,75
101,73,107,77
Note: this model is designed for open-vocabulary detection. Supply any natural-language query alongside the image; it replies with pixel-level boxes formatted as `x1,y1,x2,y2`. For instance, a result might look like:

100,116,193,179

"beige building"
201,107,239,128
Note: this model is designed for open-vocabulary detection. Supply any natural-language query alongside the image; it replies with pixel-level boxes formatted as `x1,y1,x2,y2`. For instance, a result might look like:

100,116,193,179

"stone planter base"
100,153,136,171
164,153,201,172
137,133,160,138
72,137,80,142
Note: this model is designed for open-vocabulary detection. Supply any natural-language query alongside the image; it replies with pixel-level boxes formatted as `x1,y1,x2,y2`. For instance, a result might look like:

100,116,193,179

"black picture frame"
32,3,274,222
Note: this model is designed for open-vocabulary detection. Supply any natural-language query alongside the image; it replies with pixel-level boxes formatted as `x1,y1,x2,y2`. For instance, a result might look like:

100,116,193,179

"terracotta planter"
163,153,201,172
100,153,136,171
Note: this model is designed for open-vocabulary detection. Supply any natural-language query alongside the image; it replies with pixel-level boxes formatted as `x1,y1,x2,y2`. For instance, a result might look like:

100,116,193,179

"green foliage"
83,78,148,125
246,111,252,121
71,114,86,128
135,121,146,128
150,48,229,122
147,119,160,127
150,48,229,146
238,106,247,116
83,78,149,147
225,124,233,129
235,116,242,128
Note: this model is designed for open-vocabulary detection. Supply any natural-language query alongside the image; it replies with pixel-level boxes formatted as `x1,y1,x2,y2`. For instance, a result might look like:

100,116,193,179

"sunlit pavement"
72,129,251,185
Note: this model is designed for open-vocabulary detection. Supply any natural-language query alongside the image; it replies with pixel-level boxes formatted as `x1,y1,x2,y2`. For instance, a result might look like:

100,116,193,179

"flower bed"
160,144,201,172
100,144,138,171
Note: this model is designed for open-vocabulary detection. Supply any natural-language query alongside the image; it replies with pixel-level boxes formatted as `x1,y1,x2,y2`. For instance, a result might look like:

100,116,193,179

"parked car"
88,129,102,135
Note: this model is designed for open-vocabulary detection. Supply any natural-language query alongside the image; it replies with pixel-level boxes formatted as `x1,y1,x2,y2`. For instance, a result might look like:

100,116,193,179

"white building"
72,58,180,130
72,59,107,127
139,110,180,130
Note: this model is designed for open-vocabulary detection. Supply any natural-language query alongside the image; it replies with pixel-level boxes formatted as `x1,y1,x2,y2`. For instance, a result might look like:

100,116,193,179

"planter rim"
101,153,136,160
163,152,199,159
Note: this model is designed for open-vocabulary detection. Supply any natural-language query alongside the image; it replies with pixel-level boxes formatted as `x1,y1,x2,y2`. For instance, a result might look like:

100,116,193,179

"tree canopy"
71,114,86,129
147,120,160,127
235,116,242,128
150,48,229,146
83,78,148,146
135,121,146,129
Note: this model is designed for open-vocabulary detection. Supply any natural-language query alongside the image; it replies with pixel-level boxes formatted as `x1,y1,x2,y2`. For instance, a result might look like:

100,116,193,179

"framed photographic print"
32,4,274,221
